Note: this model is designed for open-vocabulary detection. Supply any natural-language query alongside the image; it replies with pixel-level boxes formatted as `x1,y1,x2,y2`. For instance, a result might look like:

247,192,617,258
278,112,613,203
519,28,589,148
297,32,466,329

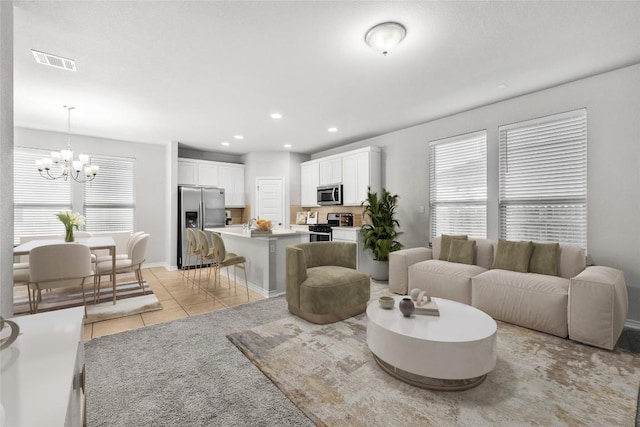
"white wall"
0,0,13,316
14,128,169,266
314,64,640,321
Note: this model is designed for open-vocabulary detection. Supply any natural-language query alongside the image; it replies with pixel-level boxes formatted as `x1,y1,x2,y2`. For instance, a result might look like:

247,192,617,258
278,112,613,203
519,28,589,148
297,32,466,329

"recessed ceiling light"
270,113,283,119
328,127,338,133
498,83,508,89
283,144,292,148
221,141,230,146
234,135,244,140
31,49,77,72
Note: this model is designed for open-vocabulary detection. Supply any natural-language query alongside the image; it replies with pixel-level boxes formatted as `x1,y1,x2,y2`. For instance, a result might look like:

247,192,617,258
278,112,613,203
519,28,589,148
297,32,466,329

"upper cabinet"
319,157,342,186
300,147,381,207
300,160,320,207
178,158,245,207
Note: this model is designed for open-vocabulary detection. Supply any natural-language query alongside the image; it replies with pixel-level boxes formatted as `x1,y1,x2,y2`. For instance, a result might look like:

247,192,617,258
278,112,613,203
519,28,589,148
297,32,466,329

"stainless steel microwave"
317,184,343,206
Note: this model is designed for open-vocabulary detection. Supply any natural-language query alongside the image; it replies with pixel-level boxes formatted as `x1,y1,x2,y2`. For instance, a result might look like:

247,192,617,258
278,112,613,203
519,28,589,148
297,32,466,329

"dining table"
13,236,118,304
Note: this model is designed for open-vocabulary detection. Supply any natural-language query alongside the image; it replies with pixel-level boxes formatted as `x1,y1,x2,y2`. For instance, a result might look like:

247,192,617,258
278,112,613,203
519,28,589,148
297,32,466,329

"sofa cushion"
492,240,533,273
472,269,569,337
438,234,467,261
408,260,486,305
447,239,476,265
558,243,586,279
528,242,560,276
433,237,494,269
300,266,370,315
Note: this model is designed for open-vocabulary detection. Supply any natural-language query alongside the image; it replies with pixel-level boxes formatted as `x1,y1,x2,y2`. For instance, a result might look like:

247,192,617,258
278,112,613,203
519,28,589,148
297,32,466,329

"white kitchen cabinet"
342,147,382,206
0,307,85,427
300,160,320,207
219,164,245,207
178,158,246,207
332,227,373,275
178,160,197,185
198,163,219,186
319,157,342,186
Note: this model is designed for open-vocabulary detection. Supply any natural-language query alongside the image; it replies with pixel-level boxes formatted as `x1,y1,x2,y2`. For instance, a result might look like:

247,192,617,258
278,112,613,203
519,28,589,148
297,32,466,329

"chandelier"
35,105,99,183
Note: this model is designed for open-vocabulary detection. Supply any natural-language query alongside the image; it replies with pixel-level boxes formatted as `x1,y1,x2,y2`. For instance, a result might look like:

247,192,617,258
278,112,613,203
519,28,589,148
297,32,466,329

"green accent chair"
286,242,370,324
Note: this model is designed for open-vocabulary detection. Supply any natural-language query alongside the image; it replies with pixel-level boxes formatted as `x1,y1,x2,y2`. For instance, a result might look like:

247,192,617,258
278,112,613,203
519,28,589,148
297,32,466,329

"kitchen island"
205,227,310,297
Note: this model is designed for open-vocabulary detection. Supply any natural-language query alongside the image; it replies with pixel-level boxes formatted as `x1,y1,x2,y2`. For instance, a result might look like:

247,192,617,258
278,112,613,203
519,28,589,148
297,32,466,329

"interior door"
256,177,285,229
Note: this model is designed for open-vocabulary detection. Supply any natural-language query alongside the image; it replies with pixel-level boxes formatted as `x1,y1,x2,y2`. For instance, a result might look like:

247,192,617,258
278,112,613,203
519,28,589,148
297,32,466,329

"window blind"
84,155,136,232
498,109,587,248
429,130,487,241
13,148,73,244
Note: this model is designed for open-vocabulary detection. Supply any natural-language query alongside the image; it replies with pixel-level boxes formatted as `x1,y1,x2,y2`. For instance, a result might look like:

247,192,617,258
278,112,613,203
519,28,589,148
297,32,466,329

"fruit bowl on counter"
250,218,273,236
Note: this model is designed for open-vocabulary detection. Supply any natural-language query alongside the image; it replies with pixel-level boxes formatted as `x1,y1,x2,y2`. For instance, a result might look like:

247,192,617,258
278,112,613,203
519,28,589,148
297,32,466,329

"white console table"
0,307,85,426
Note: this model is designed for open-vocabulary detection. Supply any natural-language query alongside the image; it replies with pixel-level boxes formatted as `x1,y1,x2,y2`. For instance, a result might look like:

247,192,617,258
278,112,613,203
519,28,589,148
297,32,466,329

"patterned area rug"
228,314,640,426
13,280,162,322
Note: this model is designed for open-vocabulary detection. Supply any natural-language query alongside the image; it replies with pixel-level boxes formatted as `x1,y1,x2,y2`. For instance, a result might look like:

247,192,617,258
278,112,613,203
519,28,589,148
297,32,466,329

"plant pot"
370,260,389,281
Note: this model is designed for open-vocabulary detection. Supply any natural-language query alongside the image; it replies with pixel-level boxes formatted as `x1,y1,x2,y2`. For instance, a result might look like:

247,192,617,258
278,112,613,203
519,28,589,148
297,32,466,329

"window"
84,155,136,232
13,148,73,244
429,130,487,241
498,109,587,248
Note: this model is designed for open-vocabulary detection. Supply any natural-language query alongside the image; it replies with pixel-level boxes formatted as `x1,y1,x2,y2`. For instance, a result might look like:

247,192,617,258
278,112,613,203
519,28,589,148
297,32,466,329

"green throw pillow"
447,239,476,265
492,239,533,273
528,242,560,276
438,234,468,261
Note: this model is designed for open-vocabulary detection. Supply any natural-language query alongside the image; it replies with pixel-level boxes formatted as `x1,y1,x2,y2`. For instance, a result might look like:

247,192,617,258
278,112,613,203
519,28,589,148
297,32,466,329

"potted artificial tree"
361,187,403,281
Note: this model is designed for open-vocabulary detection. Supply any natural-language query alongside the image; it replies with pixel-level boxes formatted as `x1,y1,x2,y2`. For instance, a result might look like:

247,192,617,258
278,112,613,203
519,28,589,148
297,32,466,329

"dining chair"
183,228,202,284
13,263,33,312
210,232,249,300
95,231,144,263
196,229,218,286
94,233,150,303
28,243,93,315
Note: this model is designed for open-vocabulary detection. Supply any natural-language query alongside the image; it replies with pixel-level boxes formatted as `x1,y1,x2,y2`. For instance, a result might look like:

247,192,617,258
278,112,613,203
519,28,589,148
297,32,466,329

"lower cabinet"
332,227,373,276
1,307,85,426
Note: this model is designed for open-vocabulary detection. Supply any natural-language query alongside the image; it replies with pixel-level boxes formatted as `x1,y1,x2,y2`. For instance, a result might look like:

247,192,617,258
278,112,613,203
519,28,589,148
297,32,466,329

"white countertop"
207,227,306,238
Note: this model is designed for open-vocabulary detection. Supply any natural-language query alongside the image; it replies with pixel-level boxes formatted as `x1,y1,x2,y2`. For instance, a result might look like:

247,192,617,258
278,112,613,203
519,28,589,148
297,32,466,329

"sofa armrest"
569,266,628,350
286,246,308,309
389,247,433,295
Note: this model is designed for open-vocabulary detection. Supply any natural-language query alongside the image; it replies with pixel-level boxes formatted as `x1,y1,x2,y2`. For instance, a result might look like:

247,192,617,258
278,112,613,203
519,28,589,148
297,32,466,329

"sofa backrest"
433,236,494,269
558,243,586,279
433,236,586,277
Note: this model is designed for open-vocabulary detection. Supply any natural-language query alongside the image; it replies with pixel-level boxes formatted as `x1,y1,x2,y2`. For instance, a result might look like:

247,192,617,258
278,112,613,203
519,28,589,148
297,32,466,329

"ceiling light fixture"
234,135,244,140
36,106,98,182
328,127,338,133
270,113,283,119
221,141,230,146
498,83,508,89
283,144,292,148
31,49,77,72
365,22,407,56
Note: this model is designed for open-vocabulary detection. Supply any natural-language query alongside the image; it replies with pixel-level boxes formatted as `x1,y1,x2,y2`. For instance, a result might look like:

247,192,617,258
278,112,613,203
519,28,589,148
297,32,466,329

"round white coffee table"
366,295,497,391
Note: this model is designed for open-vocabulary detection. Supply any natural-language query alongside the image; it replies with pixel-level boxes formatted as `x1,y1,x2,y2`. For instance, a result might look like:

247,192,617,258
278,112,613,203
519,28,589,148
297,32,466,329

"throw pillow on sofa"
438,234,468,261
528,242,560,276
492,239,533,273
447,239,476,265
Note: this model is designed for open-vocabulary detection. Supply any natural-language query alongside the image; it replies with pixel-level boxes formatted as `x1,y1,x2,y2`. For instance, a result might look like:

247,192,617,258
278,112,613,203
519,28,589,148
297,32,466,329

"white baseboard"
625,319,640,330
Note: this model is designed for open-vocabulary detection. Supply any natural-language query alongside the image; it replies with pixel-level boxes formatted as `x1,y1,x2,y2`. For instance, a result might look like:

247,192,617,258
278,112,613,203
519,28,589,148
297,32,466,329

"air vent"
31,49,77,72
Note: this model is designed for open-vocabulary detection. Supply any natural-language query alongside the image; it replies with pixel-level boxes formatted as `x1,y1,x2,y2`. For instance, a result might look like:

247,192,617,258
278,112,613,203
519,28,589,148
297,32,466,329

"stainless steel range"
308,224,332,242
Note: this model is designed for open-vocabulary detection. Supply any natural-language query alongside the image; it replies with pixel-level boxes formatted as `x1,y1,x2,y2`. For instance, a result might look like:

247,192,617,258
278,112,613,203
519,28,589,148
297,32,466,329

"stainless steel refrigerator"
177,185,226,269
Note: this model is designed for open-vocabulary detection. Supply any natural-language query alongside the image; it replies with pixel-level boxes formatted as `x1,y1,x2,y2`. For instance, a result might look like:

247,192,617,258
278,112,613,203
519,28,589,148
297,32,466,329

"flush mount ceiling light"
234,135,244,140
328,127,338,133
270,113,283,119
365,22,407,56
31,49,77,72
221,141,230,146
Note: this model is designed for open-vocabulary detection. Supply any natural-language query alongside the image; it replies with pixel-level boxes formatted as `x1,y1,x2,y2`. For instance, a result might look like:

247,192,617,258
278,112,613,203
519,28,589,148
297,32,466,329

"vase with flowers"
56,211,85,242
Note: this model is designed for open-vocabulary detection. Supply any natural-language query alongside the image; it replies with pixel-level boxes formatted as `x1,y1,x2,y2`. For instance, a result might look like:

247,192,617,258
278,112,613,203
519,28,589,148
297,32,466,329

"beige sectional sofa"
389,236,628,350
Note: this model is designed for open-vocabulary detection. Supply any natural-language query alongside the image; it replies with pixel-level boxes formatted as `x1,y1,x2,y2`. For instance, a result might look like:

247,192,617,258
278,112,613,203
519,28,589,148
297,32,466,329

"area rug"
14,280,161,322
228,314,640,426
84,296,314,427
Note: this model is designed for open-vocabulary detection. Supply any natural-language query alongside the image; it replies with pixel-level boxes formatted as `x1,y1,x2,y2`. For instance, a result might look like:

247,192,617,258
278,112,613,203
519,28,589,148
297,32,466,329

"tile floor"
83,266,264,341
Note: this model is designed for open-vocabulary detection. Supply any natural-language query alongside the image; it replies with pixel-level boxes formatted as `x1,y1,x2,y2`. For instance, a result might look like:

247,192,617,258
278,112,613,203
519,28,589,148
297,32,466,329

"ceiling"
12,1,640,156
